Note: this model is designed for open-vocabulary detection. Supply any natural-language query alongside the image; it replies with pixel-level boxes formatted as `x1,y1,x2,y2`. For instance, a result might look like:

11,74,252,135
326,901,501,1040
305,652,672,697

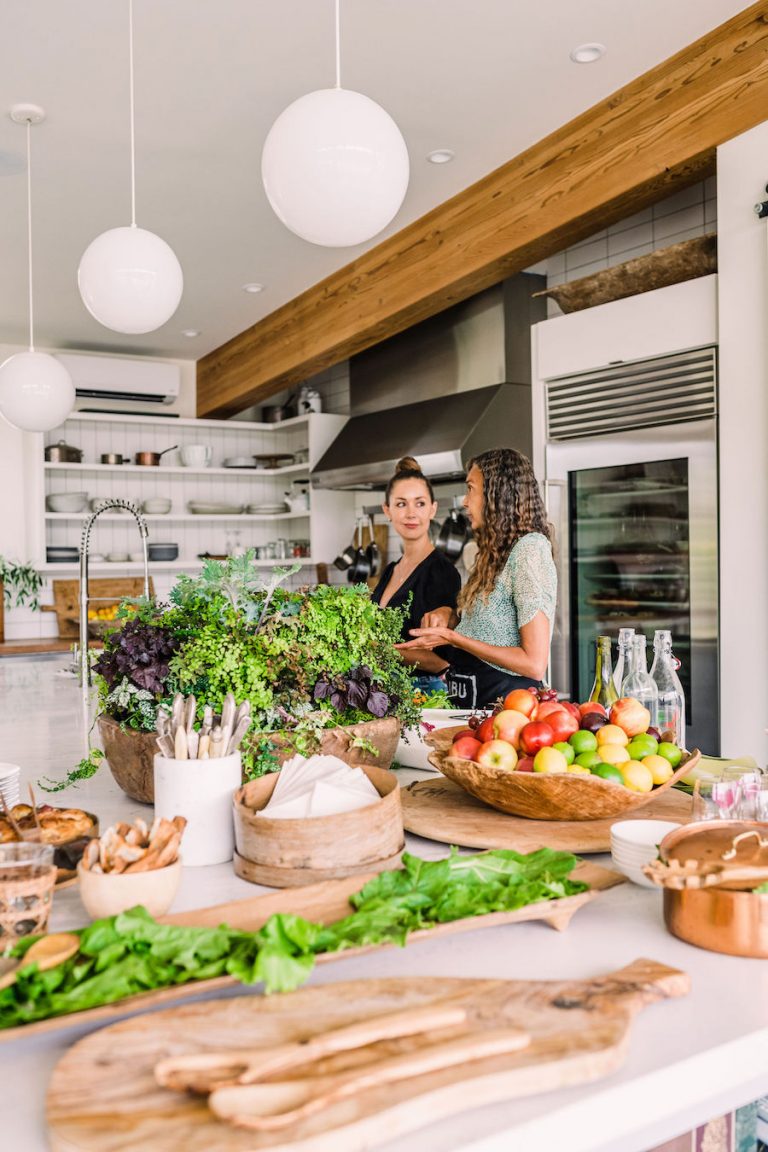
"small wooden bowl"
426,726,700,822
233,764,404,887
77,858,182,920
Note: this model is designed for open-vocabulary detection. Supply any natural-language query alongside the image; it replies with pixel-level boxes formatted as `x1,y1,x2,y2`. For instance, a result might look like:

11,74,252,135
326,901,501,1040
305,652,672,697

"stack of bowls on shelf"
609,820,683,888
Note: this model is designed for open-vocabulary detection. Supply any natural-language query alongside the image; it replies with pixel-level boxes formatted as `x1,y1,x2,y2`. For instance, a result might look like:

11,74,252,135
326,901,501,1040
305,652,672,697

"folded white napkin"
258,754,381,819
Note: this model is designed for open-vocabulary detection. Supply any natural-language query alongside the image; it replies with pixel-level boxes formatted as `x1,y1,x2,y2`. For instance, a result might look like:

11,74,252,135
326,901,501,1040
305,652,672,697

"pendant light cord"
25,118,34,352
334,0,341,88
128,0,136,226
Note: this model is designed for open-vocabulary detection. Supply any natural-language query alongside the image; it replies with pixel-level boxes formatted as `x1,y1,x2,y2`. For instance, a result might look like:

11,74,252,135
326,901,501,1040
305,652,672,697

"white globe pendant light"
78,0,182,333
262,0,409,248
0,105,75,433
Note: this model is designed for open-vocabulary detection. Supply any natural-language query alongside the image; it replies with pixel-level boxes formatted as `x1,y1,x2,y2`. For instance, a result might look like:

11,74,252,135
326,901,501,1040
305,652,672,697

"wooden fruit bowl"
425,726,700,822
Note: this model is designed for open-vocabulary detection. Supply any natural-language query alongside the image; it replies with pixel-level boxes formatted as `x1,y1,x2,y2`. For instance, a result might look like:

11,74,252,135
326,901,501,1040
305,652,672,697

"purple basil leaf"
347,681,368,709
367,690,389,717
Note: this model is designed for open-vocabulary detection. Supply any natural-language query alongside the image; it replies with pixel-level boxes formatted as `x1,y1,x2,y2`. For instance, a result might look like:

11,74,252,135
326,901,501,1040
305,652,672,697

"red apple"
452,735,483,761
546,709,580,742
451,728,475,743
609,697,651,737
578,701,608,718
519,720,556,756
492,708,530,748
475,739,518,771
503,688,537,718
580,712,609,734
515,755,535,772
560,701,581,721
475,715,497,744
535,701,566,721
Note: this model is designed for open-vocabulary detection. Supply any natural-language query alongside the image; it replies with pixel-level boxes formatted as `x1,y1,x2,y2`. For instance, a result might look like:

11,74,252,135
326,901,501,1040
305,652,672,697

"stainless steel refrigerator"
542,347,719,753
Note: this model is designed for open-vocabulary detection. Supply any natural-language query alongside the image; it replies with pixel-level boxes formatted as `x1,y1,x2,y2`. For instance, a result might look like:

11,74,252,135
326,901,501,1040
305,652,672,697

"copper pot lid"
656,821,768,891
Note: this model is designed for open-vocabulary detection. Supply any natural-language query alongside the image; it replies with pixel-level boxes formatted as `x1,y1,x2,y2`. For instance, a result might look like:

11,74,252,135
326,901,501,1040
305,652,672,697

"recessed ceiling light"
242,282,265,294
570,43,606,64
427,149,455,165
181,328,200,338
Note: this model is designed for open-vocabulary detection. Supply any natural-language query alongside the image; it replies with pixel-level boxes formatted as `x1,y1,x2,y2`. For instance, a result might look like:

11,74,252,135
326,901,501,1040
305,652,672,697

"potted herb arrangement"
81,555,418,803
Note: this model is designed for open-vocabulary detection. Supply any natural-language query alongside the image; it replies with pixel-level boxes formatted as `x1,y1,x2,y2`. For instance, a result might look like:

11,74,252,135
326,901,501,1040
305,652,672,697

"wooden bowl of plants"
425,707,699,822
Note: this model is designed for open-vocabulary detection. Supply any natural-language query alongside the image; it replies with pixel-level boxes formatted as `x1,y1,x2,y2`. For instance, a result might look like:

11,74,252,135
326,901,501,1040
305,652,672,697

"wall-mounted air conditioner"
56,353,180,405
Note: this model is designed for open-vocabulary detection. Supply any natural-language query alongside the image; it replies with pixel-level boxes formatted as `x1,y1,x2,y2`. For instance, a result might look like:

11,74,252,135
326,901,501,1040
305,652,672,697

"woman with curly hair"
397,448,557,708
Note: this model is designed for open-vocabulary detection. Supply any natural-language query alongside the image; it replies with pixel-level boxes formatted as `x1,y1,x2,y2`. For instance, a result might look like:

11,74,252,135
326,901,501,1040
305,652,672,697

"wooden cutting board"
42,577,154,637
403,777,691,852
0,860,622,1043
46,958,689,1152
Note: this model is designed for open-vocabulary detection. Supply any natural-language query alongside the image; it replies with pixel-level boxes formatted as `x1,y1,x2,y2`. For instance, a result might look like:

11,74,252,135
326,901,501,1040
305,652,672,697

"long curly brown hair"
458,448,550,611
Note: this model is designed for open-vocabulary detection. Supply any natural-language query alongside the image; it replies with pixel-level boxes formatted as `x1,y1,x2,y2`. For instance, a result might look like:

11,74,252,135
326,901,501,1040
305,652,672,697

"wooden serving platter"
46,957,688,1152
402,777,691,853
0,860,623,1043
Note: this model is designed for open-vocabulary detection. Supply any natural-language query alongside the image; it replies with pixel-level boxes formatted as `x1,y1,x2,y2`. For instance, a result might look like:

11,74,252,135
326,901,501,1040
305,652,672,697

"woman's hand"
420,607,458,629
396,625,456,652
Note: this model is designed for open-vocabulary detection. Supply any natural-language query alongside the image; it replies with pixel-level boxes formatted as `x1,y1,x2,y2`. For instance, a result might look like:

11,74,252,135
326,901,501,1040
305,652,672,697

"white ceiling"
0,1,749,363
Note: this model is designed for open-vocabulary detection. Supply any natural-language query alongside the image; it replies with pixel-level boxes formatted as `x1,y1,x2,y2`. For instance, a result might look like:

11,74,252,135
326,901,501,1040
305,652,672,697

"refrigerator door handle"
543,479,569,696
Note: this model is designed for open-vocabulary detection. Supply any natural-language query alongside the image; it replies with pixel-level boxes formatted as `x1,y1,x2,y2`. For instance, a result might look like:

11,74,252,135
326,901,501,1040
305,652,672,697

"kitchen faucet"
78,500,150,694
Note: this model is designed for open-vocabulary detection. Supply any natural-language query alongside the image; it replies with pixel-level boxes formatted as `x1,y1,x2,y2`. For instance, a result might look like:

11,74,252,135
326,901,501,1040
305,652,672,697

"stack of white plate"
0,763,21,808
187,501,243,515
246,502,288,515
609,819,682,887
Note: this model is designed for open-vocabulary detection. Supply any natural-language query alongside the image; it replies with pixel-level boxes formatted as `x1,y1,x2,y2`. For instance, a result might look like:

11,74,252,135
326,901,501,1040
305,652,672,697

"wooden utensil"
210,1028,532,1131
643,855,768,890
155,1001,471,1093
46,959,688,1152
0,932,80,991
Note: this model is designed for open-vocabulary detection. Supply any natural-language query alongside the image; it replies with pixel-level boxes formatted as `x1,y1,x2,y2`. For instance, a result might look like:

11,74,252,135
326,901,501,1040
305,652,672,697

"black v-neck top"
371,550,461,642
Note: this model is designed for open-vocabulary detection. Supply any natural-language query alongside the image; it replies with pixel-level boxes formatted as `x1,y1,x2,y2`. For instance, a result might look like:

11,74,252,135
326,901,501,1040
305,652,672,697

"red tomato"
519,720,556,755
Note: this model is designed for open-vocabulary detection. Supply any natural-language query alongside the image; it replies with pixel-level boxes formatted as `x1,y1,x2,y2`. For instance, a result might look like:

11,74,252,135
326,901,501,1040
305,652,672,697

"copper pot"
135,445,178,466
659,821,768,958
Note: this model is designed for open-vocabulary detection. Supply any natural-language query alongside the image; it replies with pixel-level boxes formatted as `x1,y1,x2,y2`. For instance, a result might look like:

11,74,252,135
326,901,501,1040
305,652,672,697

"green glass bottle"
589,635,619,708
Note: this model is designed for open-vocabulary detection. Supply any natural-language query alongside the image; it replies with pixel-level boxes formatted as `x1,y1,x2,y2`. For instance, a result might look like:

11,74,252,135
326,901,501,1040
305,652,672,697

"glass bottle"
621,634,659,726
589,635,619,708
650,629,686,745
613,627,635,694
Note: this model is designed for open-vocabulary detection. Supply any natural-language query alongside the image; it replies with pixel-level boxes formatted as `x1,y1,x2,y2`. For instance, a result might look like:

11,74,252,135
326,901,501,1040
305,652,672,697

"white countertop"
1,654,767,1152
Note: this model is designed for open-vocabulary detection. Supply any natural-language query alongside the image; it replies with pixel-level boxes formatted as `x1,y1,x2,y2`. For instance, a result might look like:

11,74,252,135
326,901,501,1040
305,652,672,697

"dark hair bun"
396,456,421,473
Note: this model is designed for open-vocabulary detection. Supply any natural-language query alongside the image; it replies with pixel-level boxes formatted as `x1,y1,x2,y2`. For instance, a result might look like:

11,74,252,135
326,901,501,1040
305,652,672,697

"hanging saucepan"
435,508,469,562
365,513,380,578
333,525,358,571
134,445,178,466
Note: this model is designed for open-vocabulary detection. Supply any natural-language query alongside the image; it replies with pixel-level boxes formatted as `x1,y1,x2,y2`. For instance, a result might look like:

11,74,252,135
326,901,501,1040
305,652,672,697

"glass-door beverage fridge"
544,417,719,754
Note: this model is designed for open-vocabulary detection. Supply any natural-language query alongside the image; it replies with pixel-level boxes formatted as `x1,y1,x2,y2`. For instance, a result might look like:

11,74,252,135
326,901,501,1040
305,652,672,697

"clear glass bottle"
621,634,659,726
589,635,619,708
650,629,686,745
613,627,635,694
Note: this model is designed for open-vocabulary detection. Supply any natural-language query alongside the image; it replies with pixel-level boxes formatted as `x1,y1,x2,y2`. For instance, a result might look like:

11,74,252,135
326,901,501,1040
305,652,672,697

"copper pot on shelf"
134,445,178,466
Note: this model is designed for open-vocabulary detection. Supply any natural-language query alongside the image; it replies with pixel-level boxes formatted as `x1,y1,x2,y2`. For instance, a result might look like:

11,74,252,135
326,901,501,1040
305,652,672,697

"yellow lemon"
620,761,654,793
641,754,674,785
596,724,629,747
567,763,592,775
597,743,631,766
533,746,569,774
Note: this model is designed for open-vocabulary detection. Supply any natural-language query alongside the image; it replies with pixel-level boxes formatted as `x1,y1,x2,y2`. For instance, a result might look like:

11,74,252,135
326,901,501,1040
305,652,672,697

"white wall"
716,125,768,764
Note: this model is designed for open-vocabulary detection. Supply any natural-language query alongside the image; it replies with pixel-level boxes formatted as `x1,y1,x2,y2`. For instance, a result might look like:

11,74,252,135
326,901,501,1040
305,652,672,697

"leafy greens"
0,848,587,1030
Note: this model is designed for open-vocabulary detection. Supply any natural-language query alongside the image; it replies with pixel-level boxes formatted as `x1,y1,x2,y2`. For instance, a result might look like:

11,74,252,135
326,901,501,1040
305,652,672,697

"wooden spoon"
0,932,80,992
209,1027,530,1131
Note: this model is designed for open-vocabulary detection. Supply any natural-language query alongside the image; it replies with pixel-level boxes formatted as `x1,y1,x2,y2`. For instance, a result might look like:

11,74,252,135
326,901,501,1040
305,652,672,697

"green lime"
627,735,658,760
553,741,575,764
591,763,624,783
569,729,598,754
575,750,602,769
658,741,682,768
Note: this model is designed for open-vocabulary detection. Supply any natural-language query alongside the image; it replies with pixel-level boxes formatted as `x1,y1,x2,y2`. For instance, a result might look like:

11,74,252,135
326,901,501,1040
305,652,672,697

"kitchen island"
1,654,766,1152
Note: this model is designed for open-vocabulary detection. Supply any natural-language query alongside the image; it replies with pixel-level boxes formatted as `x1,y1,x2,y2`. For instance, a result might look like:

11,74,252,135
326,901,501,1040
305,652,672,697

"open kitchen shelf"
45,512,310,522
44,461,309,477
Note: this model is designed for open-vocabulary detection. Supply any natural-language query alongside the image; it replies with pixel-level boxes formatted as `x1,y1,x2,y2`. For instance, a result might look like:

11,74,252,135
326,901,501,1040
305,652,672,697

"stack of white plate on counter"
609,819,682,888
246,502,289,515
0,763,21,808
187,501,243,515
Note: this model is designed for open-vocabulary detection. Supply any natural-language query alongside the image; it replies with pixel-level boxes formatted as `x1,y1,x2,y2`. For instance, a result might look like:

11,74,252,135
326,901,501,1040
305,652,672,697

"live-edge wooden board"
402,777,691,853
46,958,689,1152
0,860,623,1043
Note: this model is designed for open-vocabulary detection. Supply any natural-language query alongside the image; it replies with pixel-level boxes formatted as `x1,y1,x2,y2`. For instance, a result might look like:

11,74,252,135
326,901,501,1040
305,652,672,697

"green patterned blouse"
455,532,557,673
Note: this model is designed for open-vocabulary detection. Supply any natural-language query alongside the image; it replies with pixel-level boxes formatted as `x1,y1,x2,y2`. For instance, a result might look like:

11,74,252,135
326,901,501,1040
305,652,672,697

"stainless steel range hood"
310,384,533,489
311,273,546,491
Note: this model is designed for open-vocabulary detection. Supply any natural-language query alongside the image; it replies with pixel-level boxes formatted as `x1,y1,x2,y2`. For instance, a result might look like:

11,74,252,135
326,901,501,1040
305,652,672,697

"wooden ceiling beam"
197,3,768,418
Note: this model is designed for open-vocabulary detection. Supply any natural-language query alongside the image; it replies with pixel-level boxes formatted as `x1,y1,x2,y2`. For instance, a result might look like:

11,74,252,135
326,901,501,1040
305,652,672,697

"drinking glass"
691,775,742,821
0,842,56,942
751,775,768,821
721,768,764,820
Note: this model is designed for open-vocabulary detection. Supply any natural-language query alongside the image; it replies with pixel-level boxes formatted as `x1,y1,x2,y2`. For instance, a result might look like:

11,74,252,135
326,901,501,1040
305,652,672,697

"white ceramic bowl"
396,709,476,770
77,858,182,919
610,820,682,888
46,491,88,513
141,498,172,514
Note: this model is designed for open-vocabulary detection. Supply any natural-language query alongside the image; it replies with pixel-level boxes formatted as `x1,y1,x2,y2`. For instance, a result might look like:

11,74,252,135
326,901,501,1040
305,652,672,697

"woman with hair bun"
397,448,557,709
371,456,461,694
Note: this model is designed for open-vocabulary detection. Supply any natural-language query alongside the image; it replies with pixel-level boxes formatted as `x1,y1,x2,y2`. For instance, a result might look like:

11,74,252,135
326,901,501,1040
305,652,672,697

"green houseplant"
0,557,43,644
64,554,419,799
